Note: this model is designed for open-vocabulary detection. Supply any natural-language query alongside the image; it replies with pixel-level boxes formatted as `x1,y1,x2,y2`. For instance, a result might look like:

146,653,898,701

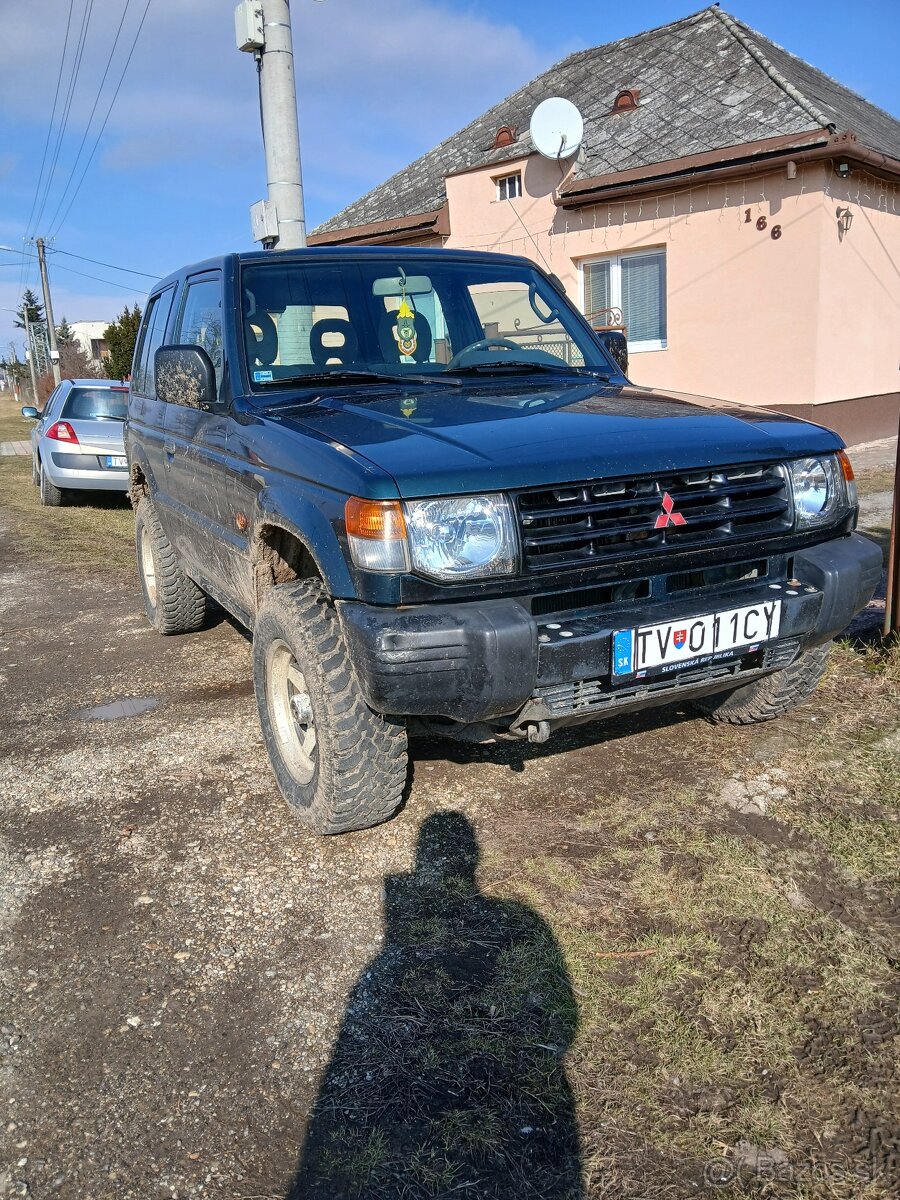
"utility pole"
22,304,40,405
35,238,61,385
236,0,307,249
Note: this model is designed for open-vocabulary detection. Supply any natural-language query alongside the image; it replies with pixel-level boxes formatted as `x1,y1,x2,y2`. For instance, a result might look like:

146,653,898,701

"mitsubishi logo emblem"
655,491,687,529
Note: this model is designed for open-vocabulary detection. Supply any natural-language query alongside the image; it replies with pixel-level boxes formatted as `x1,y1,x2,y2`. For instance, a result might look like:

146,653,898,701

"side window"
175,276,223,401
42,384,62,418
133,287,176,397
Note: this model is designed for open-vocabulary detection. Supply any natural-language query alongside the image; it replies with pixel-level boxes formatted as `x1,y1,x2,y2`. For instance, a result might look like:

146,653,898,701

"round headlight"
404,494,517,580
793,458,830,517
788,456,847,527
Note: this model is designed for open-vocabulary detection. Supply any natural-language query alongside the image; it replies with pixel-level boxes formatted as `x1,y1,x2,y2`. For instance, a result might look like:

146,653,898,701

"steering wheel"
446,337,523,369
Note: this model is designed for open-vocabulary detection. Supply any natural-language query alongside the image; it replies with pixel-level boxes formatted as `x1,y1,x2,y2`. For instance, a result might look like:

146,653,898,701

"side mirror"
21,405,39,419
595,330,628,377
155,345,218,410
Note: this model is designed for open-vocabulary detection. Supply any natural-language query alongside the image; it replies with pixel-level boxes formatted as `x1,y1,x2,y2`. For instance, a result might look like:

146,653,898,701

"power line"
50,0,154,240
23,0,76,243
33,0,96,235
49,261,148,293
45,1,134,236
49,247,159,279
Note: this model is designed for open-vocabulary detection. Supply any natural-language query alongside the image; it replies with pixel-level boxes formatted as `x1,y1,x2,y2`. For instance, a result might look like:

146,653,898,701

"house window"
581,248,667,351
495,172,522,201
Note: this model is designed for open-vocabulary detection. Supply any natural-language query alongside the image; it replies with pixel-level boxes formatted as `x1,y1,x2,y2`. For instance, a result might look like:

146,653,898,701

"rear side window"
61,387,129,420
132,286,176,397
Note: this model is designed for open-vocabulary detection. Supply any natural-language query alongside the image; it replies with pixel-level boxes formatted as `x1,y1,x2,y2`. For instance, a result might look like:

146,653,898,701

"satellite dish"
529,97,584,160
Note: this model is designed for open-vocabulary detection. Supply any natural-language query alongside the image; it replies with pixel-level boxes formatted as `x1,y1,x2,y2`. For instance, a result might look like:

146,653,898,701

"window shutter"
583,260,611,324
621,252,666,343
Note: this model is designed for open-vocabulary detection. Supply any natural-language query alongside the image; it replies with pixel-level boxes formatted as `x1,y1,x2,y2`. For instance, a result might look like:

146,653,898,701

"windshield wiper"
256,368,461,397
444,361,610,381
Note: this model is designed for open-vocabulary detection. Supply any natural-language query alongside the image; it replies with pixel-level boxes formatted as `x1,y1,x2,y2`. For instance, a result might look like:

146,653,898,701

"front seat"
377,309,434,364
309,318,359,366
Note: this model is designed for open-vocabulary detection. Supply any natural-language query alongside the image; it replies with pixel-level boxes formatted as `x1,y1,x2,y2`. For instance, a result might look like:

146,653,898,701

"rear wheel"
253,580,408,833
39,462,66,506
693,643,831,724
134,496,207,635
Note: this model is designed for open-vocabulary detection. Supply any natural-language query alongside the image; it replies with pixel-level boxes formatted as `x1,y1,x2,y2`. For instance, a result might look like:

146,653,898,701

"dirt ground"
0,425,898,1199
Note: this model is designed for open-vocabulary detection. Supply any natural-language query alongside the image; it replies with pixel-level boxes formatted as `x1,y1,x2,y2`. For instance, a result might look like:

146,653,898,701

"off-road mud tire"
693,643,831,724
135,496,207,635
252,580,408,834
39,461,66,506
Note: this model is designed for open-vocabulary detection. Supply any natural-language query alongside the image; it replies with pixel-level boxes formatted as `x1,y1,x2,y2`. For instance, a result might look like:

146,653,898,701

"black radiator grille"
515,463,791,571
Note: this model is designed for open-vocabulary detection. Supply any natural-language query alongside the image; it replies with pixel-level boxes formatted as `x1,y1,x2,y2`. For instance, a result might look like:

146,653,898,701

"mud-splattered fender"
251,486,357,599
127,438,161,503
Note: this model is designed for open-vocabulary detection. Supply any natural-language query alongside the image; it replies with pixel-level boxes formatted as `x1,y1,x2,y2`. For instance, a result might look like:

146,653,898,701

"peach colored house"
311,6,900,445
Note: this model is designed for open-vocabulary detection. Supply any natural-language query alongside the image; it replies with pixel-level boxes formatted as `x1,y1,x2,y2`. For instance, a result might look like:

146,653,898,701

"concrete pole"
22,304,40,404
35,238,61,385
260,0,307,249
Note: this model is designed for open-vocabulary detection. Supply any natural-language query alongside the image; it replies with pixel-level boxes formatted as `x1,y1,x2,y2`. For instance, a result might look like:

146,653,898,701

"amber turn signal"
345,497,406,540
836,450,855,482
345,498,409,572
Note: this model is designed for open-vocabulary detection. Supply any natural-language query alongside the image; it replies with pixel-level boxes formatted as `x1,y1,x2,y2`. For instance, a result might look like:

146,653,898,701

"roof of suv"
149,245,542,293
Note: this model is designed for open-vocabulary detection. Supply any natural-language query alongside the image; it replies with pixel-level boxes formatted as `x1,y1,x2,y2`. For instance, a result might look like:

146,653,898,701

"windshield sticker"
253,369,274,382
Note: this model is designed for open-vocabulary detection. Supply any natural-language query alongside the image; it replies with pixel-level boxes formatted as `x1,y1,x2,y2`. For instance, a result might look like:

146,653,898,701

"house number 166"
745,209,782,239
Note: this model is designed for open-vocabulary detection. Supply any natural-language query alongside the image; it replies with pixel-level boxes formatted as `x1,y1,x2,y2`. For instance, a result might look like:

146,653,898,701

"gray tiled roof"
315,6,900,235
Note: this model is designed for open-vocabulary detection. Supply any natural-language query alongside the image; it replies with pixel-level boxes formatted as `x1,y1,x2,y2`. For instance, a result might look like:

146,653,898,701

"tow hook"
527,720,551,744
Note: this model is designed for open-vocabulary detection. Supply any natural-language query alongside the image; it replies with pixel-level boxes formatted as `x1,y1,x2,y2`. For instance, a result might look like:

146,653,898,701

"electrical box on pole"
250,199,279,247
235,1,264,52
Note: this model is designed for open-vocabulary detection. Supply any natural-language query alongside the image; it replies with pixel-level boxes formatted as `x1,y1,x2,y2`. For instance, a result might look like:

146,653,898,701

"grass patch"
481,641,900,1195
0,396,35,443
855,464,896,498
0,453,134,571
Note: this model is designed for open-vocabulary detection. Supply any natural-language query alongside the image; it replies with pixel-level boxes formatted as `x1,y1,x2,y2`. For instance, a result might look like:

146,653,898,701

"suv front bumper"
337,534,883,725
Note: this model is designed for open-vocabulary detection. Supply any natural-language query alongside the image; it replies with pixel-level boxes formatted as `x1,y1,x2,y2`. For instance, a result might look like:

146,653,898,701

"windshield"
240,257,609,390
61,386,129,420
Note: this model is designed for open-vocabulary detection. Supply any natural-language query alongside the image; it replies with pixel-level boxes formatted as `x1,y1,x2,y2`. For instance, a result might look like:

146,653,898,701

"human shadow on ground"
286,811,583,1200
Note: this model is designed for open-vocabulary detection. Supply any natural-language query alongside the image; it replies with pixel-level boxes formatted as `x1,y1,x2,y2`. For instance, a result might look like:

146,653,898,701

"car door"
162,271,237,592
128,285,178,516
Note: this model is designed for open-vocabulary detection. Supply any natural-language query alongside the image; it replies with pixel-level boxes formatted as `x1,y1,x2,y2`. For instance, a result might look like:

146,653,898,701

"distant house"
311,6,900,444
69,320,109,364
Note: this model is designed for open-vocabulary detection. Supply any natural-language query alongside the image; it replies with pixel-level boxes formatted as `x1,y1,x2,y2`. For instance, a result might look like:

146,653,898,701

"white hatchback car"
23,378,130,506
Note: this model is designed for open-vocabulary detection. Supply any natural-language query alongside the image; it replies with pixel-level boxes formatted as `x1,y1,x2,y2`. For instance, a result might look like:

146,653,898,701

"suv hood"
277,379,842,498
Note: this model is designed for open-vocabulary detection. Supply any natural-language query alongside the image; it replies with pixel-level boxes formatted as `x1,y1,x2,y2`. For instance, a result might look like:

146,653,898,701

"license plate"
105,455,127,469
612,600,781,678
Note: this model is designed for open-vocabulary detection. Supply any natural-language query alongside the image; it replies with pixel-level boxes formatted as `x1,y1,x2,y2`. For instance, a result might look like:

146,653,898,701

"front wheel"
693,643,831,724
252,580,408,833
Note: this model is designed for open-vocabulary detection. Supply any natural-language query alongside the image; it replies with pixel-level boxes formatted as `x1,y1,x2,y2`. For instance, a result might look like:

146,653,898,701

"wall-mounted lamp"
836,206,853,241
836,161,851,179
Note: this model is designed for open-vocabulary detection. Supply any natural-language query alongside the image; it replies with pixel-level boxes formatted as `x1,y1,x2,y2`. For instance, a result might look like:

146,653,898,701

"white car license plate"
612,599,781,678
106,455,127,469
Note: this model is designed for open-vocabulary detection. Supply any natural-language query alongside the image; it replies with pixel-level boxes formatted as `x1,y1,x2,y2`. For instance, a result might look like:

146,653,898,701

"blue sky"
1,0,898,354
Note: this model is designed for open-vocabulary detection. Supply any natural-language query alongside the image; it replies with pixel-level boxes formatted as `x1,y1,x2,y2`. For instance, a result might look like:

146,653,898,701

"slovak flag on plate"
673,628,687,649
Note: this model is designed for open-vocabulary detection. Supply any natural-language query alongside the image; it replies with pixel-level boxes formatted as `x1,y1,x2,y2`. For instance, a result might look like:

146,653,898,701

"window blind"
621,252,666,343
583,259,611,324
